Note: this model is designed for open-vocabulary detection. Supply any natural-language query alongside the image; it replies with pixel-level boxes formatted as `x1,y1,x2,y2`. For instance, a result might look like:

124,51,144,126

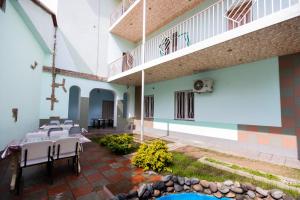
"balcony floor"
109,15,300,85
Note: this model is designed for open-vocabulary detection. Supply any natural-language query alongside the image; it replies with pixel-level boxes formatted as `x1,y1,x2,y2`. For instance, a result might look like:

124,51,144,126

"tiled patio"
0,141,162,200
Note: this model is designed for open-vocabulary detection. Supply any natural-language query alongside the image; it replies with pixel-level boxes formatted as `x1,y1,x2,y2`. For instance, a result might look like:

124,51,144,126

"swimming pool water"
157,193,231,200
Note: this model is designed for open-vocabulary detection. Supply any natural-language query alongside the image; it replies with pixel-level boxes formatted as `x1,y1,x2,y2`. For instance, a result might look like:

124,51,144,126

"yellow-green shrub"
132,140,173,172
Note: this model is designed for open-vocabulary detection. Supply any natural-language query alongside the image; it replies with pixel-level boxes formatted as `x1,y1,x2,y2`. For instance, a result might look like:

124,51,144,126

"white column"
140,0,147,142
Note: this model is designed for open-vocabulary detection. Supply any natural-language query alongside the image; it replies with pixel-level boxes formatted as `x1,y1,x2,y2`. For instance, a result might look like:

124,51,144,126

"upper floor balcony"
109,0,205,42
108,0,300,84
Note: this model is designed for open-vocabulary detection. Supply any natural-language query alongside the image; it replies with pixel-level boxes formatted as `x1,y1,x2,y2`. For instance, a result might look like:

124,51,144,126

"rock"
224,180,234,187
256,187,268,197
265,195,275,200
247,190,256,199
153,190,161,197
166,187,174,192
218,185,230,194
226,192,236,198
231,186,243,194
127,189,138,198
200,180,210,188
115,193,127,200
162,175,172,182
183,185,190,191
214,192,223,199
204,189,212,195
270,190,283,199
178,176,185,185
138,184,147,197
244,183,256,191
174,183,183,192
241,183,249,192
282,195,295,200
141,190,151,199
165,180,174,187
184,177,191,186
192,184,204,192
236,194,248,200
153,181,165,190
209,183,218,193
234,181,241,188
191,178,200,185
172,176,178,183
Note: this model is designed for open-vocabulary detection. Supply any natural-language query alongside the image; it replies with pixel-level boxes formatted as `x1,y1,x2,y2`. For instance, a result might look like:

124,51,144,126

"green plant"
94,134,137,155
132,140,173,172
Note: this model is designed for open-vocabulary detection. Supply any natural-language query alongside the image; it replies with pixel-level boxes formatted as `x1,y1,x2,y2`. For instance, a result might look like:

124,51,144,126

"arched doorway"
88,89,115,130
68,86,81,122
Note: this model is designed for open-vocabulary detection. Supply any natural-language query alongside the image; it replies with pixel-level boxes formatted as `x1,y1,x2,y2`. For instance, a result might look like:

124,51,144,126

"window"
175,91,194,120
144,95,154,118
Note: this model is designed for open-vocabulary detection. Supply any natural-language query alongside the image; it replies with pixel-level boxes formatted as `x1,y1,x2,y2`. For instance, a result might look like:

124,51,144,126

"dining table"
1,129,91,191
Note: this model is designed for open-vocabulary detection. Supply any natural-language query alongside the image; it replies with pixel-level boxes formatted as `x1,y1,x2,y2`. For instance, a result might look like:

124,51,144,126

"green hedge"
132,140,173,172
94,134,137,155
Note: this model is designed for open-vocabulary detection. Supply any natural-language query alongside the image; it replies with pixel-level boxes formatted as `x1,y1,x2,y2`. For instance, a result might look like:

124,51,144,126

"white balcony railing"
110,0,137,26
109,0,300,77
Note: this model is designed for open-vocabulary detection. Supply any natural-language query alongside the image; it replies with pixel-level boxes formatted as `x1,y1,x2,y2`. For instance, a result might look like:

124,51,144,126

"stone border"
112,174,296,200
199,157,300,193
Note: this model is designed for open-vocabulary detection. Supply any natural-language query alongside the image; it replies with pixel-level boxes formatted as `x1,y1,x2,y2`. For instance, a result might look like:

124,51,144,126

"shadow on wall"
68,85,81,122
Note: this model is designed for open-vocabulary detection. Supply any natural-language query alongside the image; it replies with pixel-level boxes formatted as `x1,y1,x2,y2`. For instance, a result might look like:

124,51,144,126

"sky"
40,0,58,14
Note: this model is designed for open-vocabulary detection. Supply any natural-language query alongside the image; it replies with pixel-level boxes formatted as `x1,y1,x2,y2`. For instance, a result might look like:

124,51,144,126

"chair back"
20,141,53,167
26,132,47,139
54,137,79,159
49,130,68,139
48,127,63,136
69,126,81,135
64,120,74,125
49,120,60,126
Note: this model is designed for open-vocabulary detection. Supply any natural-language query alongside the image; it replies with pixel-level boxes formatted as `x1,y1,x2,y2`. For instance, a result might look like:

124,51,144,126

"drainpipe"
140,0,147,142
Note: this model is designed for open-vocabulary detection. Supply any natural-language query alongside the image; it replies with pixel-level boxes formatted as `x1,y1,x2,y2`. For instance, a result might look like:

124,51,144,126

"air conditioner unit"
193,79,214,93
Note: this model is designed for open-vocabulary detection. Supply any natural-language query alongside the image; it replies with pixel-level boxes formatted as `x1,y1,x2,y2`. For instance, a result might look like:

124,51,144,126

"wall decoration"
46,28,67,110
31,61,38,70
12,108,18,122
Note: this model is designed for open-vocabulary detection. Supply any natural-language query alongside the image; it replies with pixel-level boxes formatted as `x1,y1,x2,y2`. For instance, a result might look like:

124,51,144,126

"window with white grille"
144,95,154,118
175,91,194,120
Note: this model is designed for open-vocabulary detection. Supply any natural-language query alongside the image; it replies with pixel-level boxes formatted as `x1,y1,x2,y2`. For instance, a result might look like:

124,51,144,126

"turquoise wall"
0,1,51,149
88,89,114,126
144,57,281,127
39,73,135,120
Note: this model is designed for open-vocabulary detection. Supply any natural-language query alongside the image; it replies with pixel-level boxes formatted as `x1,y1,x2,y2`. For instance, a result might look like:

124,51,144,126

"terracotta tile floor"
0,142,162,200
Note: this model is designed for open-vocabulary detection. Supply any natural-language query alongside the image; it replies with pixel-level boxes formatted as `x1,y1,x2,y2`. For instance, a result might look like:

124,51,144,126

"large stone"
178,177,185,185
162,175,172,182
192,184,204,192
191,178,200,185
153,181,165,190
138,184,147,197
153,190,161,197
165,180,174,187
184,185,191,191
226,192,236,198
244,183,256,191
174,183,183,192
204,189,212,195
247,190,256,199
166,187,174,192
214,192,223,199
234,181,241,188
256,187,268,197
172,176,178,183
200,180,210,188
236,194,247,200
270,189,284,199
218,185,230,194
231,186,244,194
209,183,218,193
184,177,191,186
224,180,234,187
283,195,295,200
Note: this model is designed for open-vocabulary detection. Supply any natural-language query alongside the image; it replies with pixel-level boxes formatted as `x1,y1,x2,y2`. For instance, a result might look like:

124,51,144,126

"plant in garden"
132,139,173,172
96,134,137,155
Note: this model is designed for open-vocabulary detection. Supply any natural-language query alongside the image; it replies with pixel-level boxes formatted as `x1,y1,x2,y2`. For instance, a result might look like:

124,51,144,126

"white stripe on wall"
153,122,238,141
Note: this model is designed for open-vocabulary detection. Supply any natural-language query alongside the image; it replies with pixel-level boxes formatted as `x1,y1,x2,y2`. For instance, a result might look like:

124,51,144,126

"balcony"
108,0,300,84
109,0,205,42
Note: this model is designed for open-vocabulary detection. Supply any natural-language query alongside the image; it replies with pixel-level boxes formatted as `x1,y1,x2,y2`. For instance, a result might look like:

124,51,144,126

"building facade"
1,0,300,162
